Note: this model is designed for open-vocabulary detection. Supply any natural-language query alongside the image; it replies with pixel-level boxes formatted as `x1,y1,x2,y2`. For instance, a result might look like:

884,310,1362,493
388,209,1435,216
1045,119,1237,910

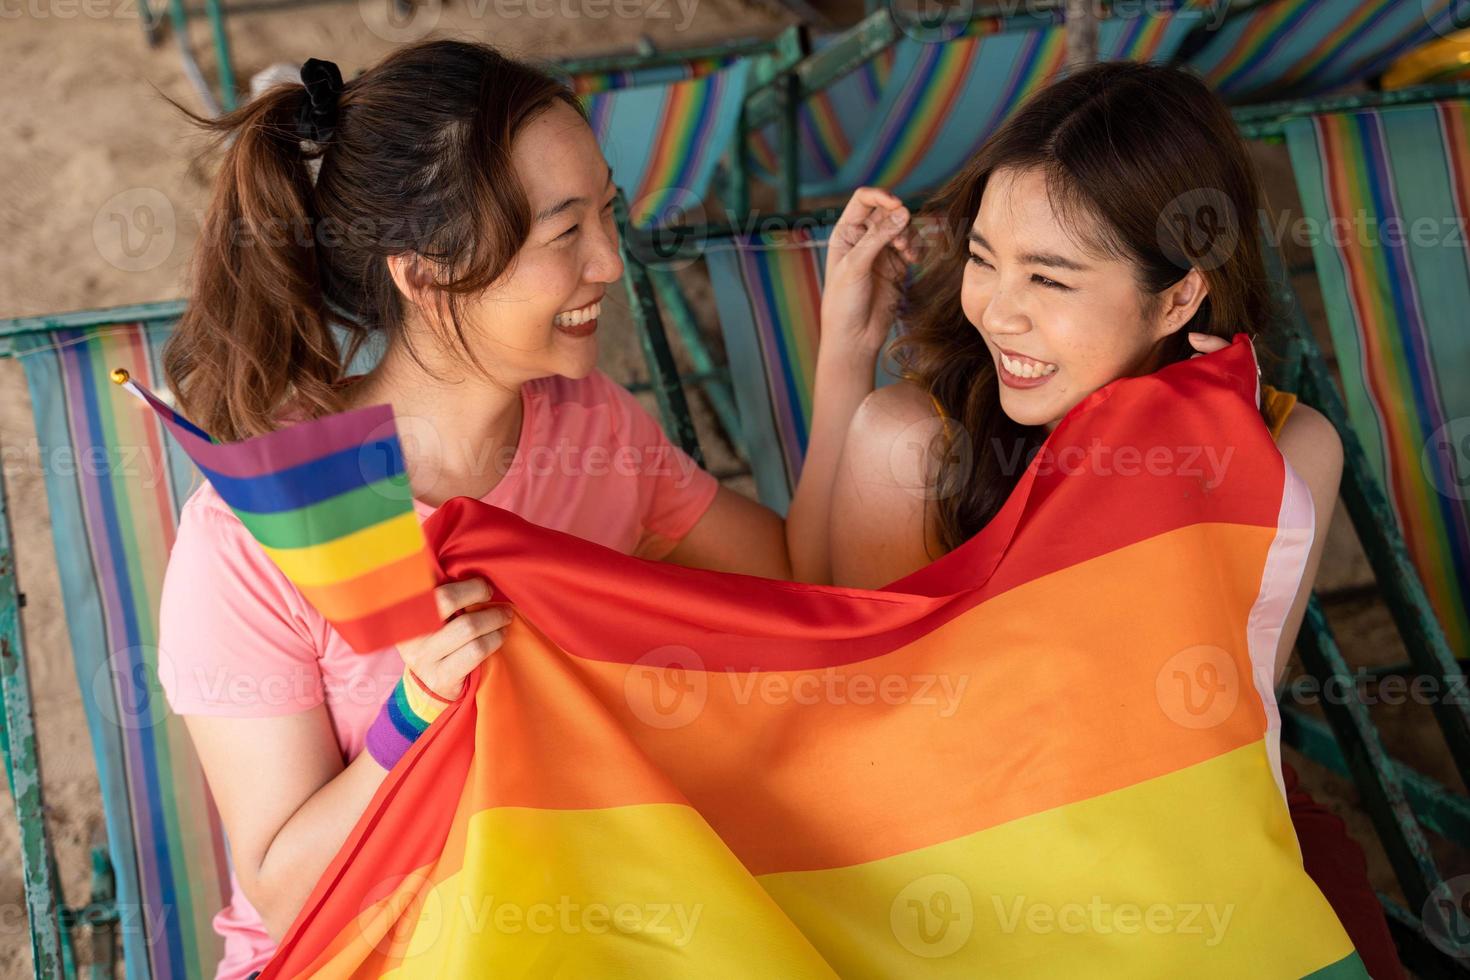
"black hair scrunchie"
296,57,344,144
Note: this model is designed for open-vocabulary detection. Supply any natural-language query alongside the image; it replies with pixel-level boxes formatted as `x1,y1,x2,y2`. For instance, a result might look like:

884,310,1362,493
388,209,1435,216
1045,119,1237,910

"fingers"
835,186,903,233
1186,331,1230,356
842,205,911,273
403,603,514,699
432,578,493,621
437,628,507,685
833,187,914,259
438,605,514,652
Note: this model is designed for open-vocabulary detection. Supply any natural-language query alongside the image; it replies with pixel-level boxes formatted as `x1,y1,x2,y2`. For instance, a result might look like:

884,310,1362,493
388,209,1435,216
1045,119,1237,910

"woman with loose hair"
821,60,1401,979
156,40,907,977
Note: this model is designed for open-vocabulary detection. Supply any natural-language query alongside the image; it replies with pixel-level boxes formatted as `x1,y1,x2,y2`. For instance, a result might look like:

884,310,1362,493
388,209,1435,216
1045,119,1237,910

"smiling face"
961,165,1193,431
441,100,623,383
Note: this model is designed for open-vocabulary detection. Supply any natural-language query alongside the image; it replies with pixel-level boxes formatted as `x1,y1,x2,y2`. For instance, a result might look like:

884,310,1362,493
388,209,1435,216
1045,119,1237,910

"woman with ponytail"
156,41,905,977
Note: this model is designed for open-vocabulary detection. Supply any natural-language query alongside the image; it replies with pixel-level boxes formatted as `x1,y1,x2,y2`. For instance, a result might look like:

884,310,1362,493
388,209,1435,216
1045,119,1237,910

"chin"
557,345,600,379
996,391,1059,429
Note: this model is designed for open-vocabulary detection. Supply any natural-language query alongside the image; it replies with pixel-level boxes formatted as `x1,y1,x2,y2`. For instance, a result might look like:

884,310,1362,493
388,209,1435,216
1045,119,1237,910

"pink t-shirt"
156,369,719,979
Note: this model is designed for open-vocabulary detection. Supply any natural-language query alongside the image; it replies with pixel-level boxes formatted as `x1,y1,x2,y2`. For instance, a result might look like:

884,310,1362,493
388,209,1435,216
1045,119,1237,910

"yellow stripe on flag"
262,511,426,588
758,740,1351,978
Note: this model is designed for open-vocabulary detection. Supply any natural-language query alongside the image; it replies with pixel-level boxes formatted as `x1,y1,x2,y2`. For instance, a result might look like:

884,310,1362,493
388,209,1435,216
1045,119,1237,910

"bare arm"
1270,403,1345,684
663,484,792,579
183,709,387,942
669,188,916,584
182,580,510,941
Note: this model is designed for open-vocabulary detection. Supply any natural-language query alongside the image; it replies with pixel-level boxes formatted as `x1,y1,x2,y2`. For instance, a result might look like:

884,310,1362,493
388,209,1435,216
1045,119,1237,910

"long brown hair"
891,60,1278,555
164,41,582,441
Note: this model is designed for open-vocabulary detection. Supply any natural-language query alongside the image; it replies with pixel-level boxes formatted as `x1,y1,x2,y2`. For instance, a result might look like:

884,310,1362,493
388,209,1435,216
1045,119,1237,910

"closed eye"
967,251,1070,290
556,196,617,242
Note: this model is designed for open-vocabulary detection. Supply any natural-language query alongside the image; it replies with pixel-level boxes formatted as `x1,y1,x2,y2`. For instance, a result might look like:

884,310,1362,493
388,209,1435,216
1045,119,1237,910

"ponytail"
166,84,348,442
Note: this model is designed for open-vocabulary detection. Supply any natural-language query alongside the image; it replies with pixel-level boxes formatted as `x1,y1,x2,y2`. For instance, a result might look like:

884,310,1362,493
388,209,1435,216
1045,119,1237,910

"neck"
346,342,527,507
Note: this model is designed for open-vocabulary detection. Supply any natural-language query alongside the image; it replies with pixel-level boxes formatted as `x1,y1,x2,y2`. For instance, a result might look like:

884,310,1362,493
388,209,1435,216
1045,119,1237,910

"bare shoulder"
847,380,944,460
830,381,947,588
1276,403,1344,495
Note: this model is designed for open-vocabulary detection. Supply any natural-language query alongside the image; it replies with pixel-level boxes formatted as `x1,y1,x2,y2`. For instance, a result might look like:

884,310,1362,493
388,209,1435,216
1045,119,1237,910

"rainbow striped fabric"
705,226,844,512
256,336,1364,978
1283,100,1470,659
1185,0,1462,103
13,321,230,979
115,375,442,653
583,60,751,229
565,55,740,95
754,5,1200,201
746,44,898,185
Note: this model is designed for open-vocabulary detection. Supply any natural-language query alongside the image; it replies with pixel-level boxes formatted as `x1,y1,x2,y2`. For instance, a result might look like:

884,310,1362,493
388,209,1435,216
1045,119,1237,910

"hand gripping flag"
158,337,1364,977
112,369,441,651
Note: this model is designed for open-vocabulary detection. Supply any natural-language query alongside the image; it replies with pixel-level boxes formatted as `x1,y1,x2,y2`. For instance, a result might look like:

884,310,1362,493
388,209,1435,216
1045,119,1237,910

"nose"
979,280,1031,337
585,216,624,284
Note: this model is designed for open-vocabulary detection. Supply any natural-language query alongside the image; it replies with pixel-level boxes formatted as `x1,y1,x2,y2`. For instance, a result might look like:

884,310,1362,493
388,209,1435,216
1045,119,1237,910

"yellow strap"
1260,384,1298,442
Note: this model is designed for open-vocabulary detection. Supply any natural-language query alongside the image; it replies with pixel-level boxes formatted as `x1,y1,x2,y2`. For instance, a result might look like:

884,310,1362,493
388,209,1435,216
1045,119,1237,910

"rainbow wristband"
365,670,460,771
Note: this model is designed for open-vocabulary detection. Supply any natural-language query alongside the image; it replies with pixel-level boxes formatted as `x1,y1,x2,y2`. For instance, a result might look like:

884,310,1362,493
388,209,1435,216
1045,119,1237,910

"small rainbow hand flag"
113,370,441,652
255,336,1367,978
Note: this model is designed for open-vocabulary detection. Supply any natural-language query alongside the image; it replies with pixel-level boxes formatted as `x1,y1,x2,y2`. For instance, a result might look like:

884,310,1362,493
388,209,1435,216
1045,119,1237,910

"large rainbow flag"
113,370,441,652
246,336,1361,977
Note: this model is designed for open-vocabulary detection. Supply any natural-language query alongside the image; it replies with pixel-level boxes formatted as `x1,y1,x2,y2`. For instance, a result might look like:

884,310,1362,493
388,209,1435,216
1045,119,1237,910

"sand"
0,4,1457,977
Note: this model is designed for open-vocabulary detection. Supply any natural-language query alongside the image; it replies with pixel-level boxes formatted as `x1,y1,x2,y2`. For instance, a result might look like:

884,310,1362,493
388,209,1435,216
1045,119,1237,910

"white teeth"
554,300,601,327
1000,352,1057,378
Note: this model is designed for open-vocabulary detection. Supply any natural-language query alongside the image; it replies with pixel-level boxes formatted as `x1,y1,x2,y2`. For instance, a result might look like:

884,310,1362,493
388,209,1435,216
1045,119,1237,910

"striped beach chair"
1278,97,1470,664
746,5,1204,205
745,43,898,197
701,222,905,512
0,305,231,978
1235,88,1470,972
1183,0,1465,104
580,61,755,230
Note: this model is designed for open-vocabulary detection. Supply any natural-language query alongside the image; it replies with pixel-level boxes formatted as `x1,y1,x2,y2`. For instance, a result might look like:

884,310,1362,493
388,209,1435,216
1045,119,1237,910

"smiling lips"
996,347,1058,389
553,299,601,337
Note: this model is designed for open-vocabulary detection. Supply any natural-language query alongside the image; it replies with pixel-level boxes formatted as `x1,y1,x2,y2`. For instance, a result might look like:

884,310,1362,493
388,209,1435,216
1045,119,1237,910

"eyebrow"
968,230,1091,272
535,168,616,223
